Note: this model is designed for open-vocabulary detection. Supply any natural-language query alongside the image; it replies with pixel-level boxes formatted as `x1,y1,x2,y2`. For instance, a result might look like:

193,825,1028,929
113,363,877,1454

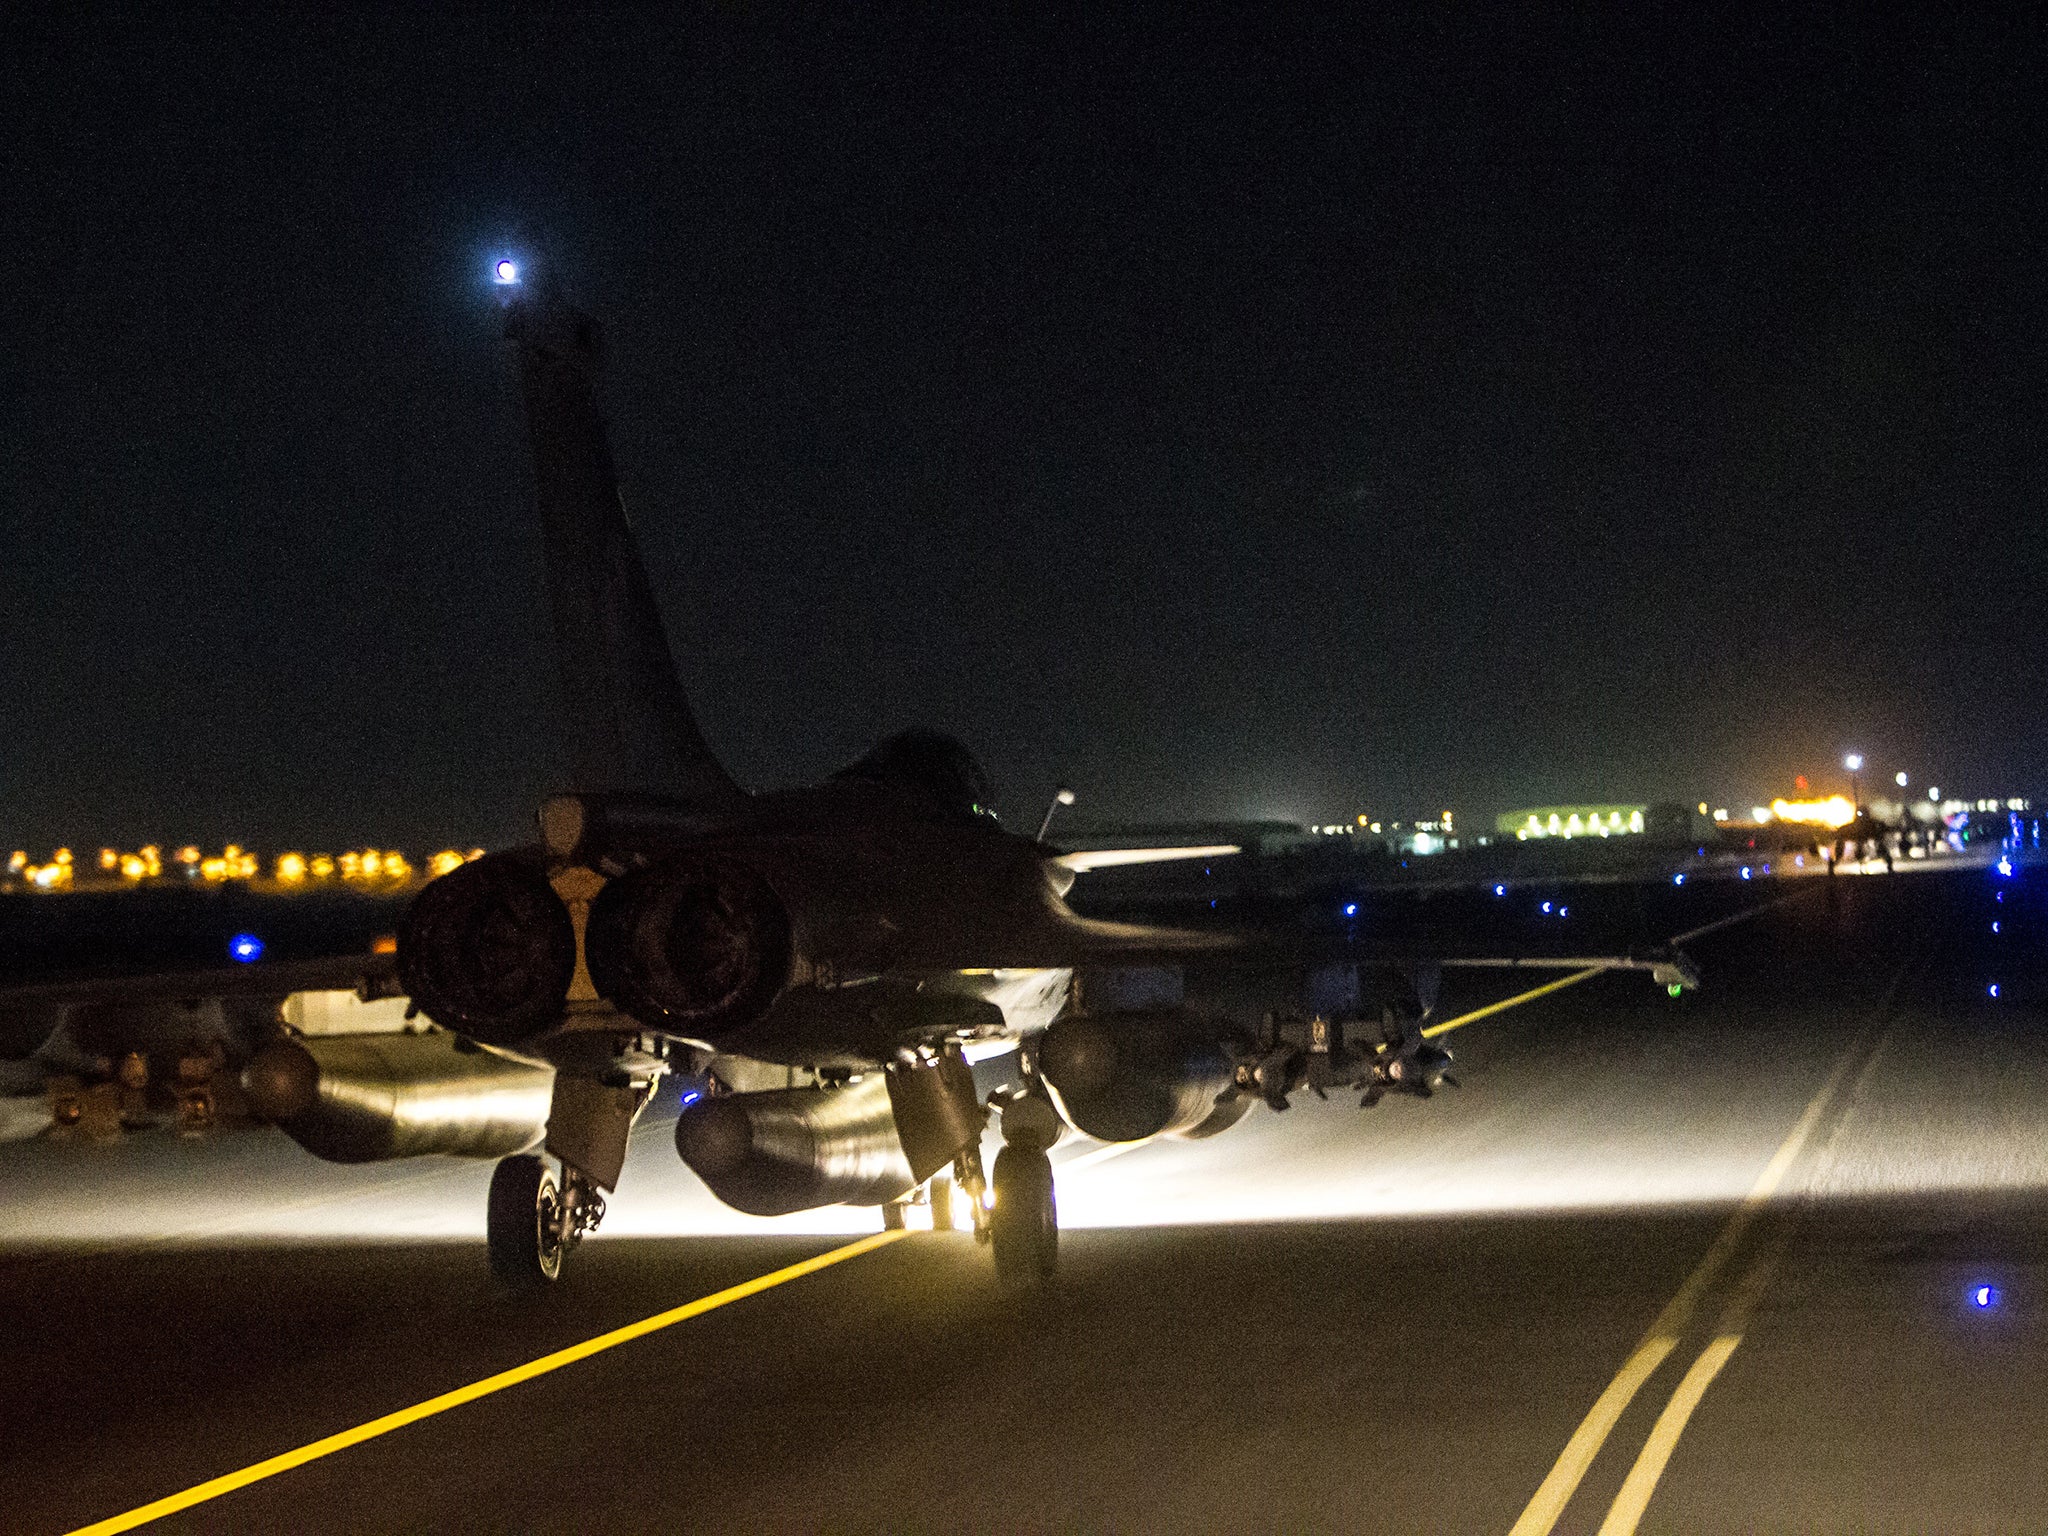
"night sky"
6,10,2045,853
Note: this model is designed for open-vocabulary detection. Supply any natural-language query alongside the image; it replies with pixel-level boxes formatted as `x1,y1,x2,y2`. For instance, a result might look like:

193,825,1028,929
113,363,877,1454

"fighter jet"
0,263,1699,1287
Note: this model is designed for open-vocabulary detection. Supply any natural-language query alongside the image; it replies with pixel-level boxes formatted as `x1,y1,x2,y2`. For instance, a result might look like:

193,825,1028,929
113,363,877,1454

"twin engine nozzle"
396,851,792,1046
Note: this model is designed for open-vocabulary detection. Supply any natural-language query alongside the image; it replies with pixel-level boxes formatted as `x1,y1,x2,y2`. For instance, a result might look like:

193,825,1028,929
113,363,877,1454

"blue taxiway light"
679,1090,702,1107
1343,902,1358,917
1994,921,2001,934
493,259,519,284
1673,872,1687,885
1558,906,1569,918
1997,856,2014,877
1540,900,1553,914
1493,884,1506,897
228,933,264,964
1740,866,1752,880
1972,1284,2000,1309
1990,984,2001,999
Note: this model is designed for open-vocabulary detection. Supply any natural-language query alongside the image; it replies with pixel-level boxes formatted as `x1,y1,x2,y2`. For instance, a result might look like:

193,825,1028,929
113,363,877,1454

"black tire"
882,1199,907,1231
991,1145,1057,1285
488,1154,564,1285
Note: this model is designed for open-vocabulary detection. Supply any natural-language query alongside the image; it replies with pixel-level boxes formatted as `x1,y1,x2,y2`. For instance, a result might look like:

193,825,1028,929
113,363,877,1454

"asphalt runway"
6,864,2045,1533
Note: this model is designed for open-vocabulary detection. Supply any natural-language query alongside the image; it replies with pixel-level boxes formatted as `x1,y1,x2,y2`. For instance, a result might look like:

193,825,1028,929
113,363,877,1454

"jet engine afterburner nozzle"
396,853,578,1046
583,854,792,1039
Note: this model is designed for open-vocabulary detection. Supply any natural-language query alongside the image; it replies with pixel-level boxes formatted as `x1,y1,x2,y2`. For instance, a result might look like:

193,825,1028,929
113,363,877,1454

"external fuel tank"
673,1073,916,1216
244,1031,553,1164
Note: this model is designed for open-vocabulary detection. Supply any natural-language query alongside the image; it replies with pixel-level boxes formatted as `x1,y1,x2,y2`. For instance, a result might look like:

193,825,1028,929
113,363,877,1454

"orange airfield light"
1769,795,1857,830
8,842,477,890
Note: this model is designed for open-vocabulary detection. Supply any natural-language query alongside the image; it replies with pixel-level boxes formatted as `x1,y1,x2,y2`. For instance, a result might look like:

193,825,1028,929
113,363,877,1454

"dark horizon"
7,10,2045,853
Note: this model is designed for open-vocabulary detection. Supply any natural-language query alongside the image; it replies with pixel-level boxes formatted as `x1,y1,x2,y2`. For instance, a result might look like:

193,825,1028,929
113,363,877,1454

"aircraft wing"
1051,844,1240,873
0,951,399,1012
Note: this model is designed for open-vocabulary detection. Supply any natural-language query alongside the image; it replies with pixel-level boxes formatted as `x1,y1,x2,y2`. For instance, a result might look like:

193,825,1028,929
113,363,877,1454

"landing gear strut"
882,1174,962,1231
487,1153,604,1285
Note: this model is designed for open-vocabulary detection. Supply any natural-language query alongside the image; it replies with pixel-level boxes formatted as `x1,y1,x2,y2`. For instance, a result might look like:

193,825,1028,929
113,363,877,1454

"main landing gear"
882,1174,963,1231
890,1084,1058,1287
487,1153,606,1286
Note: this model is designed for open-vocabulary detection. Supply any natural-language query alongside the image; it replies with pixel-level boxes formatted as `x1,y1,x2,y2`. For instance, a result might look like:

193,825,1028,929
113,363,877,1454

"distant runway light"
493,259,519,284
228,933,265,964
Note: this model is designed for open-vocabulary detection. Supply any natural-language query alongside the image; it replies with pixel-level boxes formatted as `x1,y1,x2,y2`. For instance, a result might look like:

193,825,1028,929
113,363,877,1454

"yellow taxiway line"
1595,1240,1786,1536
1507,966,1881,1536
1594,1333,1743,1533
61,1230,909,1536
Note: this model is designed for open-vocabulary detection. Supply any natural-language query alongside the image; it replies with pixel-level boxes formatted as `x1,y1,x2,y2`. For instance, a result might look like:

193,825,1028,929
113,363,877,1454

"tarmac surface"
6,862,2045,1534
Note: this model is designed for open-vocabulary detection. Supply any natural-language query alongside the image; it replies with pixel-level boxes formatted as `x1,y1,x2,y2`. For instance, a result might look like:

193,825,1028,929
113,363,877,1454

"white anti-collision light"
493,260,519,285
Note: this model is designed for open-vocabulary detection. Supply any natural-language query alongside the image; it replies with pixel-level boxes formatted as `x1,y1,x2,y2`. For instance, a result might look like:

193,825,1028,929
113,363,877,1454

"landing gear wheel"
883,1198,908,1231
990,1145,1056,1286
488,1154,564,1285
929,1176,956,1232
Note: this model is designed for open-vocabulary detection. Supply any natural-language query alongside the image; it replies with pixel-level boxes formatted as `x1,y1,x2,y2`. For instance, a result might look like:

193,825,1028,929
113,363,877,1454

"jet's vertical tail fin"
503,287,744,808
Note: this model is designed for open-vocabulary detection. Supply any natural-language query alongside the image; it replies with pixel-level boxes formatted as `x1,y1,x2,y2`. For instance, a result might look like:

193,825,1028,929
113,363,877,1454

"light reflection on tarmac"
7,987,2022,1254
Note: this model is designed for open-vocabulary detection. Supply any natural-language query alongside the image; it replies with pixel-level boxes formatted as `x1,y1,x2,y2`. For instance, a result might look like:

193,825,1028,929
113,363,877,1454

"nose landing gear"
990,1141,1057,1285
990,1088,1061,1286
